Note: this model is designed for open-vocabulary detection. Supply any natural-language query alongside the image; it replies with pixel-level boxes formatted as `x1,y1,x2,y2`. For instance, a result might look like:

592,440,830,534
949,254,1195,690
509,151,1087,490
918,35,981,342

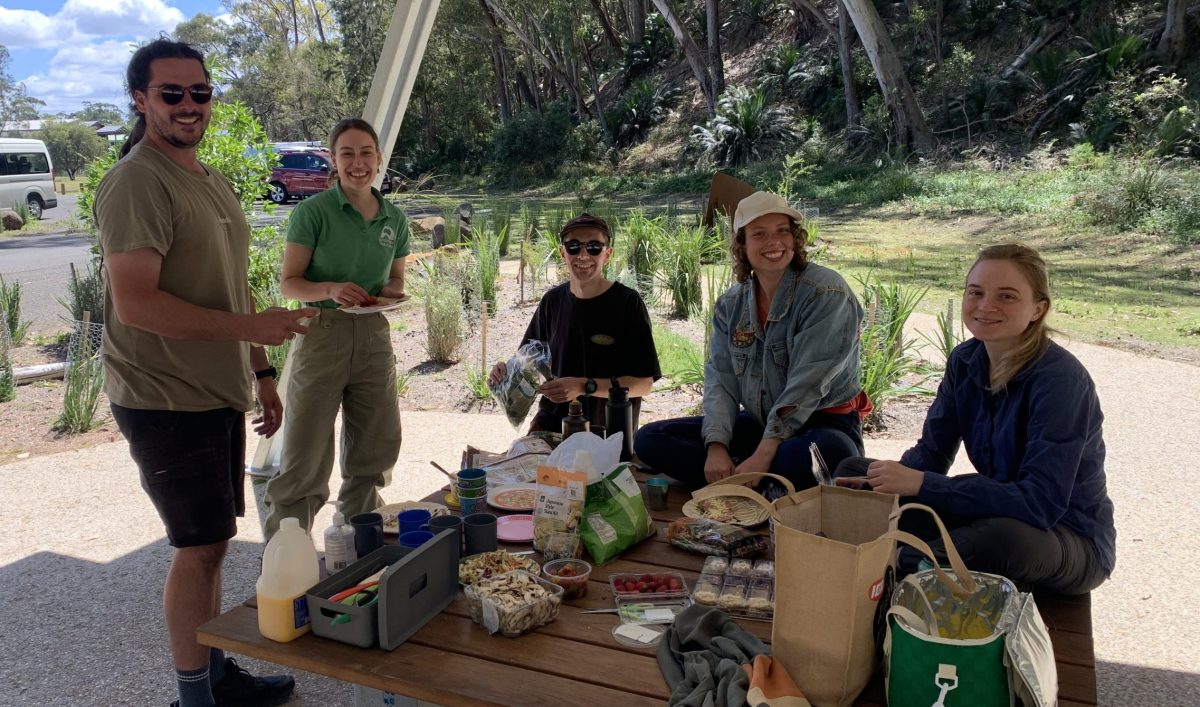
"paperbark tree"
840,0,934,154
836,0,860,133
1158,0,1190,65
650,0,716,114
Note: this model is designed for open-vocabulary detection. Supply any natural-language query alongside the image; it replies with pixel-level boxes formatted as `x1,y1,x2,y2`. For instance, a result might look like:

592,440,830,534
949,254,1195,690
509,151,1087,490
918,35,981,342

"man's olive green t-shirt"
286,182,410,308
95,142,254,412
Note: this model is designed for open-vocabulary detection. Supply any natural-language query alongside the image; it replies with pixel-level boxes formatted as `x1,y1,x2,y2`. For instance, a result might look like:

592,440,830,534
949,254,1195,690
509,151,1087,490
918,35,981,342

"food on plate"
666,517,770,557
458,550,540,585
493,488,537,509
696,497,737,523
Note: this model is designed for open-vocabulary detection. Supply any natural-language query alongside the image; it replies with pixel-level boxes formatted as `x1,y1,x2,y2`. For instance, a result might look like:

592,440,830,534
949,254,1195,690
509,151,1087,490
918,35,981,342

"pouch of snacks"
488,340,552,427
532,463,586,552
580,463,655,565
665,517,770,557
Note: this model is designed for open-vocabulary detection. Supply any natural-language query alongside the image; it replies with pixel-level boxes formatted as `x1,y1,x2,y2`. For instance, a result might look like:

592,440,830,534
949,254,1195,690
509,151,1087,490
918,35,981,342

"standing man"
95,40,314,707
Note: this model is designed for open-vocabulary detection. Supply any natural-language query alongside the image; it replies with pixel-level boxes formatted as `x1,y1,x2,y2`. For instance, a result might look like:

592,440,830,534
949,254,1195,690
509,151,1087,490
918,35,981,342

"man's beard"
149,111,207,148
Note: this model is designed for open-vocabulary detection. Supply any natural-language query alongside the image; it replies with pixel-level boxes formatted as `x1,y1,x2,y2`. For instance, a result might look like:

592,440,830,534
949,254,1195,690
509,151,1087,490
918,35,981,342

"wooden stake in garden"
481,301,488,379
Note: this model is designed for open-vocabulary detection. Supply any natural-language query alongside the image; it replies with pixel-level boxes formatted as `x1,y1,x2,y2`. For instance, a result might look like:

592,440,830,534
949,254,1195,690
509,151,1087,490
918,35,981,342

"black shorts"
111,404,246,548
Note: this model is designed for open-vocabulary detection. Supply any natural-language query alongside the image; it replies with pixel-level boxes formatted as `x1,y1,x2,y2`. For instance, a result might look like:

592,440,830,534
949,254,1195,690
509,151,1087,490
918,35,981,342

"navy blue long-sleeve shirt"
903,338,1116,573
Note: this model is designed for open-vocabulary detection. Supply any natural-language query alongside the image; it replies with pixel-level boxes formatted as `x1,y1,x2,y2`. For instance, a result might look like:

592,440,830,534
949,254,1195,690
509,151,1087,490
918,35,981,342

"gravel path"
1,337,1197,706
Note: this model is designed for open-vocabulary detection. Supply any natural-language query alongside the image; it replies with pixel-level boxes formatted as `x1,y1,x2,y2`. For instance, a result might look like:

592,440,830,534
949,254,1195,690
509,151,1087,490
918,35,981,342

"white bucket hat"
733,191,804,232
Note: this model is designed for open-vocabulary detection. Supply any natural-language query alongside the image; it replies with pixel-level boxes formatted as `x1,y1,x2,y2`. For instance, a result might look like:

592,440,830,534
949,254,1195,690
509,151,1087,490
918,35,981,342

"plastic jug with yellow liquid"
257,517,320,642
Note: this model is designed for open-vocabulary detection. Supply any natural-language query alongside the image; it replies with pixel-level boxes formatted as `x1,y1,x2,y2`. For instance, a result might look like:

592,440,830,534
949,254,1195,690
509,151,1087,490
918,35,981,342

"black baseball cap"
559,213,611,242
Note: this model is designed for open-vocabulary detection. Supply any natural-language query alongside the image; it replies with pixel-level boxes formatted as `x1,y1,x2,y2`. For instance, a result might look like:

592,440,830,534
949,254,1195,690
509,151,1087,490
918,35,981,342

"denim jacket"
702,262,864,446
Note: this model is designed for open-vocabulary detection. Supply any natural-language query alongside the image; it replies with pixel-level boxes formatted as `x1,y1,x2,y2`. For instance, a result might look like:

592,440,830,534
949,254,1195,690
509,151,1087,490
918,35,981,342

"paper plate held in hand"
340,295,408,314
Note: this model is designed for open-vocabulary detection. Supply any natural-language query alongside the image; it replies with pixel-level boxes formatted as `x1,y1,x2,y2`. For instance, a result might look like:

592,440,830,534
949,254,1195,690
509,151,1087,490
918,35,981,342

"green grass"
389,319,408,333
395,370,411,397
464,365,491,400
652,325,704,389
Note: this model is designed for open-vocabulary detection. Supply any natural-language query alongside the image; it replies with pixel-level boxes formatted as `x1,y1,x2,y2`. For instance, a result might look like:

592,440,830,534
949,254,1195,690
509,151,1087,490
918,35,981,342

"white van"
0,138,57,220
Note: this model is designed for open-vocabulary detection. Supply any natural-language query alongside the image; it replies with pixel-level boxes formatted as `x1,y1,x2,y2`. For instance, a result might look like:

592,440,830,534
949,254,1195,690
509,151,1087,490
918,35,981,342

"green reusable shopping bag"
579,464,655,564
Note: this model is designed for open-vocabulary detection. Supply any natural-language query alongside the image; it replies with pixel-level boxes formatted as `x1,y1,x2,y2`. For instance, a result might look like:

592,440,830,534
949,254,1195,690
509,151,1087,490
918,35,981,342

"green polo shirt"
286,182,411,308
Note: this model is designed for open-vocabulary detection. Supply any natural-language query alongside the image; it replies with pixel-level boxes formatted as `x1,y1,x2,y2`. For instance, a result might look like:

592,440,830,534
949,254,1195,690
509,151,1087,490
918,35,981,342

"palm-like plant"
692,86,796,168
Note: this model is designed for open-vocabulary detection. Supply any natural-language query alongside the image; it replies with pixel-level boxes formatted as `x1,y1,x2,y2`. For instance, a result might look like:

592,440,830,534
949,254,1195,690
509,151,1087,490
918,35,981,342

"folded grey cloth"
657,604,770,707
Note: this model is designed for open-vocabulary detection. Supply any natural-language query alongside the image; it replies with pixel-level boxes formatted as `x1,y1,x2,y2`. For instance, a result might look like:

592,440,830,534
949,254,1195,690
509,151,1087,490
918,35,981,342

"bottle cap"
568,399,583,415
331,511,345,526
281,517,300,530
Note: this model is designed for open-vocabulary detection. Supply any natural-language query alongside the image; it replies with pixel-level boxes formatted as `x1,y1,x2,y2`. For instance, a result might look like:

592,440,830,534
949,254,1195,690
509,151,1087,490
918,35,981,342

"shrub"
620,210,663,296
857,275,930,428
55,322,105,434
464,365,491,400
0,275,32,346
609,78,679,146
623,13,675,80
474,224,504,316
491,102,573,181
0,327,14,403
58,262,105,326
692,86,797,168
655,223,723,318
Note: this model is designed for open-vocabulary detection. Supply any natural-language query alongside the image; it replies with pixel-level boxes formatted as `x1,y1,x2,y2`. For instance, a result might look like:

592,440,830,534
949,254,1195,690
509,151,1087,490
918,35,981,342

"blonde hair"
969,244,1053,391
730,217,808,283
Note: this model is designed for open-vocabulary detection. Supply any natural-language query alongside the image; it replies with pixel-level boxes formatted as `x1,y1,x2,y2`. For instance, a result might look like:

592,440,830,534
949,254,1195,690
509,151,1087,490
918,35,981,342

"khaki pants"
264,308,401,539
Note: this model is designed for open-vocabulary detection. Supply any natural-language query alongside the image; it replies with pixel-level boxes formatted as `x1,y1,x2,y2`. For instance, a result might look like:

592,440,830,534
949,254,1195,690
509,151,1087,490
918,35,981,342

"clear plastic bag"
488,340,553,427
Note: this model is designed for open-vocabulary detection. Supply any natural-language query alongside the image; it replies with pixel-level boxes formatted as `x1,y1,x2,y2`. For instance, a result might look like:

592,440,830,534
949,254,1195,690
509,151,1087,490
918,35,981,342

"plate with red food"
339,294,409,314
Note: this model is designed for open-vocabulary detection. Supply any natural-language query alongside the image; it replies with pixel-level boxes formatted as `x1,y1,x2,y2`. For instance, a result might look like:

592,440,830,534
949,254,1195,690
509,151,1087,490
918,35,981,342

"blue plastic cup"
397,508,432,534
398,530,435,548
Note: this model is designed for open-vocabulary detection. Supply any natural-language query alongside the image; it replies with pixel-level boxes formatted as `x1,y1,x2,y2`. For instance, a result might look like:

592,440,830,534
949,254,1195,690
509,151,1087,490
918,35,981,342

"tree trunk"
840,0,934,154
492,41,512,122
308,0,326,42
483,0,587,116
999,21,1067,81
706,0,725,97
650,0,716,114
629,0,645,43
793,0,834,37
589,0,624,50
1158,0,1190,65
836,0,860,133
288,0,301,48
516,70,539,110
583,40,615,146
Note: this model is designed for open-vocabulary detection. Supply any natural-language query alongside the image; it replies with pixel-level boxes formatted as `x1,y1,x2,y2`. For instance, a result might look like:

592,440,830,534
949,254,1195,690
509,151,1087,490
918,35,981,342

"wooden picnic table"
198,472,1097,706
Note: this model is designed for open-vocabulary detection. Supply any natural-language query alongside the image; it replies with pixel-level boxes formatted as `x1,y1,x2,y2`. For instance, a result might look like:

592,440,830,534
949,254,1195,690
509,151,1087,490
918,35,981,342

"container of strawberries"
609,571,689,599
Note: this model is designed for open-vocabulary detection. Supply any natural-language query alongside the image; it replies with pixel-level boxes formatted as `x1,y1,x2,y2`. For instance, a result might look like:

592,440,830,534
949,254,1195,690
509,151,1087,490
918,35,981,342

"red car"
265,149,332,204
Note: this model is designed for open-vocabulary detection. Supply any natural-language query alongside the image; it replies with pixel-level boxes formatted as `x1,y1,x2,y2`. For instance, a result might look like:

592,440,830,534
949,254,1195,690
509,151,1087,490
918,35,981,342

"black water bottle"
606,377,634,461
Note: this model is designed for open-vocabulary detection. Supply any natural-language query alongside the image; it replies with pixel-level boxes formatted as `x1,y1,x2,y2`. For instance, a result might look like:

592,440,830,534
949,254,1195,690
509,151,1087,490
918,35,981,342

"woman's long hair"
326,118,381,188
970,244,1054,391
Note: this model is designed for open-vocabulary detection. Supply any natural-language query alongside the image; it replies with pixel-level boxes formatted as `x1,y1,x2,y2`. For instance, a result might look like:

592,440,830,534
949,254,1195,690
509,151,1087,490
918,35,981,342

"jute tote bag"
767,486,901,707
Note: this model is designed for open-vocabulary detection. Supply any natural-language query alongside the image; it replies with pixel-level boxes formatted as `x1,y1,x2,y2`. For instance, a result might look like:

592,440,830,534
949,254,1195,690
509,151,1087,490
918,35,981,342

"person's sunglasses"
146,83,214,105
563,240,606,256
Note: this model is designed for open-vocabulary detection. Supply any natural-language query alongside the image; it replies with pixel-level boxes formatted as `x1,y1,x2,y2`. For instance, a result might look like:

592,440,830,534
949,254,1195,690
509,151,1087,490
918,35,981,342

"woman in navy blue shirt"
837,244,1114,594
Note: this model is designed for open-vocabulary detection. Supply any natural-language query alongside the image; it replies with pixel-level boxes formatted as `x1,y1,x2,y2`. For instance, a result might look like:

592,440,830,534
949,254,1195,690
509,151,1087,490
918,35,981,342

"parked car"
264,148,401,203
265,149,332,204
0,138,58,219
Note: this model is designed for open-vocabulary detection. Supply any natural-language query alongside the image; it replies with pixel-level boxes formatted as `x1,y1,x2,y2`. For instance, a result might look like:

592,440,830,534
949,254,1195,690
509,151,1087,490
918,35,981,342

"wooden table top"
198,472,1097,706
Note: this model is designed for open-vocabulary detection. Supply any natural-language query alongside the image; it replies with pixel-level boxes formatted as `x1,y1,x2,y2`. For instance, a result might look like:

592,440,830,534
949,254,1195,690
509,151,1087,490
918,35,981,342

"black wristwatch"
254,366,278,381
583,378,597,395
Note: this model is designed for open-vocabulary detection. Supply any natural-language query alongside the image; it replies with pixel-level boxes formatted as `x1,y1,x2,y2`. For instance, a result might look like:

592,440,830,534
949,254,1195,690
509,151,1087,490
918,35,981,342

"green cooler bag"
885,504,1058,707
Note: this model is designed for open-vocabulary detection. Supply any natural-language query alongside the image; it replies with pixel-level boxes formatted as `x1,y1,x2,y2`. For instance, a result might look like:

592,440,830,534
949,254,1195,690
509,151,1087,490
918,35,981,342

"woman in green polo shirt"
263,118,409,540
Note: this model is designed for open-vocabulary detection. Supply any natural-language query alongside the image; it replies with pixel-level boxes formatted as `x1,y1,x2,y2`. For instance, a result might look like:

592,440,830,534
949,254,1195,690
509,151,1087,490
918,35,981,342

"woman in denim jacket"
635,192,872,490
835,244,1114,594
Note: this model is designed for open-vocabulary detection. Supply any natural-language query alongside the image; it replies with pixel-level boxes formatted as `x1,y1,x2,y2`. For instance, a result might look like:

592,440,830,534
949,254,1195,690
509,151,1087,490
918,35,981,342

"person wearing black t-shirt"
490,213,661,433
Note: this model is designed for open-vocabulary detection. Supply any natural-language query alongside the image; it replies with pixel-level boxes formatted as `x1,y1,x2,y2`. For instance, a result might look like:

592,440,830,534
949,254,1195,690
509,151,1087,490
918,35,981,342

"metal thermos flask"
606,377,634,461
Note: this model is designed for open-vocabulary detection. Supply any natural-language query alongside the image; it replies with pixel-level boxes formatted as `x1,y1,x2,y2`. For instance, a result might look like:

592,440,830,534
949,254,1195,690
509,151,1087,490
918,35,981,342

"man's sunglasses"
563,240,607,256
146,84,214,105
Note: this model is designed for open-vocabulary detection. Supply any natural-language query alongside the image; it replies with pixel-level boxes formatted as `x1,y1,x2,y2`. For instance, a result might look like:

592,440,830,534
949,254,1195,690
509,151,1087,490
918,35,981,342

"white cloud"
21,40,137,114
0,0,185,50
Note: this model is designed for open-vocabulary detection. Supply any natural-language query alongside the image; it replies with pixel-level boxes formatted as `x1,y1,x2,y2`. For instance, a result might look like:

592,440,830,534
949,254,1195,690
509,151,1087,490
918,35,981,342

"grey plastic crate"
307,529,459,649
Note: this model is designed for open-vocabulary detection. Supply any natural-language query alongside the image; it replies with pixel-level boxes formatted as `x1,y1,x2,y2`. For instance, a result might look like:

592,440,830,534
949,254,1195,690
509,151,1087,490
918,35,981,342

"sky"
1,0,224,116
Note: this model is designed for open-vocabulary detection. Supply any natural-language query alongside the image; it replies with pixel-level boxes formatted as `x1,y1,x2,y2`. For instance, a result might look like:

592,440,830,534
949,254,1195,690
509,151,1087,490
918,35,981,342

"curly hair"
730,217,808,283
969,243,1054,391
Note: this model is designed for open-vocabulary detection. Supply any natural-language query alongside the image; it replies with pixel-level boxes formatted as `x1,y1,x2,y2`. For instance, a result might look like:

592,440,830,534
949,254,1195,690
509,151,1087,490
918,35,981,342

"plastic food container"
746,577,774,618
464,570,563,637
727,558,754,577
615,595,692,624
717,576,748,612
541,531,581,562
702,556,730,575
609,571,689,599
542,558,592,600
692,573,722,606
751,559,775,579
